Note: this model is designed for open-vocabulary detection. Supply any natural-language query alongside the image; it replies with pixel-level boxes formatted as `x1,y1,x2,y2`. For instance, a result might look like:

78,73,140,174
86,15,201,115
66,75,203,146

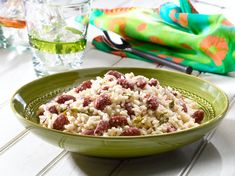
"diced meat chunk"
48,105,58,114
94,120,110,135
136,77,147,89
117,78,134,90
97,86,110,95
109,115,128,127
179,101,187,112
53,114,69,130
149,78,158,86
124,102,134,116
82,129,95,135
147,97,159,110
106,70,123,79
94,94,112,110
83,97,90,107
121,127,141,136
192,109,204,123
75,80,92,93
167,125,177,133
56,95,76,104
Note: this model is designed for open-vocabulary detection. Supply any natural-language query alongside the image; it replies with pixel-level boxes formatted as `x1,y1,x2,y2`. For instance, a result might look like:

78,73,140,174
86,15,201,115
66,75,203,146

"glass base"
0,27,8,48
0,26,28,50
32,48,85,77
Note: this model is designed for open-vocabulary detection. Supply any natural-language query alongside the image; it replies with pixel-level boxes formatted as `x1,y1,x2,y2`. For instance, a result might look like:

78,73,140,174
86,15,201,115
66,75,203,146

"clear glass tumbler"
24,0,91,76
0,0,28,50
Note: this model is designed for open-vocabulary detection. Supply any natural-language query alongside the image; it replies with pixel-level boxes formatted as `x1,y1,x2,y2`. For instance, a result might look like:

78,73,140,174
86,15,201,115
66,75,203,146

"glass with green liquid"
24,0,90,76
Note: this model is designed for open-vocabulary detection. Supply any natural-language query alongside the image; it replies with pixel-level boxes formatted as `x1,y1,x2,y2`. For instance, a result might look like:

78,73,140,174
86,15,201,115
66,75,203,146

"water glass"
0,0,28,50
24,0,91,77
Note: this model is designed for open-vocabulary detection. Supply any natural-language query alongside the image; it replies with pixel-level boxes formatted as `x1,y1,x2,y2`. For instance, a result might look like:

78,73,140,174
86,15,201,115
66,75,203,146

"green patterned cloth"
88,0,235,74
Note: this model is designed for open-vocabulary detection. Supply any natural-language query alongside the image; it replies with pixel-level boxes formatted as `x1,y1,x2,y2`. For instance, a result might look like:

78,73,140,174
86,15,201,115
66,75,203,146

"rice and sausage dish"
38,70,204,136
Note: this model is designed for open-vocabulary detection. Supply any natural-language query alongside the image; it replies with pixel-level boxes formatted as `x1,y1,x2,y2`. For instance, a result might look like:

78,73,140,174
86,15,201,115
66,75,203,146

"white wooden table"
1,0,235,175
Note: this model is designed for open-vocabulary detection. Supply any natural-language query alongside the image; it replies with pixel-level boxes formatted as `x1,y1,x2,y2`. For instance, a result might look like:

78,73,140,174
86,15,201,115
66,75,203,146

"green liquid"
29,36,86,54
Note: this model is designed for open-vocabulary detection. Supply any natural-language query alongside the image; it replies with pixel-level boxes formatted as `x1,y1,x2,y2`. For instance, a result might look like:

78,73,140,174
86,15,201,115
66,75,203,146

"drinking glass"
24,0,91,76
0,0,28,50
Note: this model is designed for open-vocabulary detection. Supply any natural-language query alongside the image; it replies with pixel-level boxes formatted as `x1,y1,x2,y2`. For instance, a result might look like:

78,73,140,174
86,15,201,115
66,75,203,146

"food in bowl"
38,70,204,136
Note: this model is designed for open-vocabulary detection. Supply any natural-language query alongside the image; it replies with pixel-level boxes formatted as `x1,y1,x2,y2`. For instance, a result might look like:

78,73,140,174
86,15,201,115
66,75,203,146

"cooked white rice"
38,70,204,136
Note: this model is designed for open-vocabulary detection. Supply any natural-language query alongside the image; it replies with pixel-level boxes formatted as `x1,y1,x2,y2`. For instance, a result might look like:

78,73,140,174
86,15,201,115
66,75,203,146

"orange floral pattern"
222,19,233,26
149,36,165,45
137,23,147,32
100,7,137,15
172,57,184,63
178,14,188,27
169,10,188,27
181,43,193,50
169,9,178,23
199,36,228,66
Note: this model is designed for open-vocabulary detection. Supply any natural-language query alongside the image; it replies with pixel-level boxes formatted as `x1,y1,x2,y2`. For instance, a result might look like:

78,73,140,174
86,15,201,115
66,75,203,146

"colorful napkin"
89,0,235,74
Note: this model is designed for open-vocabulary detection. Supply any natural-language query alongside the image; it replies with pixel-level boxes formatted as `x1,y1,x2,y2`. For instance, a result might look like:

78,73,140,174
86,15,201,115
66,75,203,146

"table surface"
1,0,235,176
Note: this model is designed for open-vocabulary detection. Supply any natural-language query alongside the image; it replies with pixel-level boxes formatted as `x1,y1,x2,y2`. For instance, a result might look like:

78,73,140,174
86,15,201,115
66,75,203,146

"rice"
38,70,205,136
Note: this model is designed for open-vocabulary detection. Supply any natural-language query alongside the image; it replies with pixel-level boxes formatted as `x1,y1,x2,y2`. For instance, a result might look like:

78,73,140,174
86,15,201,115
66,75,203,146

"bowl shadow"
69,139,222,176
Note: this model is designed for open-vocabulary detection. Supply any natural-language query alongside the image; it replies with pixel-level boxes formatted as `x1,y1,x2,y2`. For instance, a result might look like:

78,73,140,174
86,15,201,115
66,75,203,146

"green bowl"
11,67,228,158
